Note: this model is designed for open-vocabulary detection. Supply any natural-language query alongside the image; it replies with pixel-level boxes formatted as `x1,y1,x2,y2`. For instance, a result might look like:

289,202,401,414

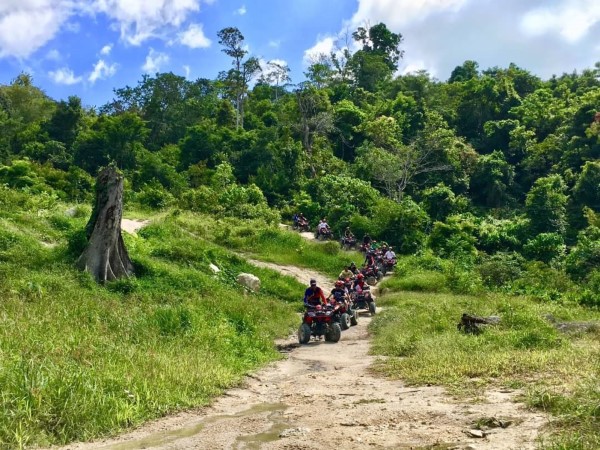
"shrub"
428,214,477,260
523,233,566,264
477,252,525,289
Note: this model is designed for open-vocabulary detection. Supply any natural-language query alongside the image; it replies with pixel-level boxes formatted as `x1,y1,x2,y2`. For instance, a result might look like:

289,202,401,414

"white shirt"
384,250,396,260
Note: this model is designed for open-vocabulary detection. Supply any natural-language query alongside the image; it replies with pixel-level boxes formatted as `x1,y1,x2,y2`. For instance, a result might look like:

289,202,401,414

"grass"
370,288,600,448
171,211,361,279
0,190,309,448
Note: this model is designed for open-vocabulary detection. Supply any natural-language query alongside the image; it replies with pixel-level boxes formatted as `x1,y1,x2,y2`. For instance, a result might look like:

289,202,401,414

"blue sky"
1,0,599,108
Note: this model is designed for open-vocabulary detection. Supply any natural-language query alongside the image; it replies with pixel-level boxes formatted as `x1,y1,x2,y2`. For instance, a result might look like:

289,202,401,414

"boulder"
209,263,220,274
236,273,261,292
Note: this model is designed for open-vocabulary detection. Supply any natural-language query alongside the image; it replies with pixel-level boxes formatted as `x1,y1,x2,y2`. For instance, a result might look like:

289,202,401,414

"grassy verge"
171,212,361,279
370,282,600,448
0,194,304,448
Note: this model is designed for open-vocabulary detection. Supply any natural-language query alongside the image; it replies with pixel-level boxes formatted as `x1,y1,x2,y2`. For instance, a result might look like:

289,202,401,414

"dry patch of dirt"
121,219,150,235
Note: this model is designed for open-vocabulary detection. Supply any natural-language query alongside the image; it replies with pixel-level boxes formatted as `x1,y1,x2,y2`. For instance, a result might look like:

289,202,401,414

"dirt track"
56,257,548,450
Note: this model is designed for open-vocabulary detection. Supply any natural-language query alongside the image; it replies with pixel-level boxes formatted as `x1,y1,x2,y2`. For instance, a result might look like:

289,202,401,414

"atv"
315,228,333,241
298,304,342,344
351,286,376,316
340,236,357,250
329,295,359,329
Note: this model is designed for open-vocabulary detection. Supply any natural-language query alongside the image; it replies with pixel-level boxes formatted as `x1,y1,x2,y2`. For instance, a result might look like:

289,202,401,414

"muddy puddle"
97,403,289,450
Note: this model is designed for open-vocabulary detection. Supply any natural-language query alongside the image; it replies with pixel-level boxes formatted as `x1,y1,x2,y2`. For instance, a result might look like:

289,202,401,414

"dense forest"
1,23,600,304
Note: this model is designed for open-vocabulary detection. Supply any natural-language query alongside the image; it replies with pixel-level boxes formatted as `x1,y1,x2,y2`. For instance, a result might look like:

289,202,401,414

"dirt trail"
56,256,548,450
121,219,150,234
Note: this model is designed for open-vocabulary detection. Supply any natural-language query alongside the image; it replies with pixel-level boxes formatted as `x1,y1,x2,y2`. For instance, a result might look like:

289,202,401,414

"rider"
364,250,376,267
339,265,354,280
362,233,372,246
384,246,396,261
344,227,354,240
317,218,330,236
349,261,359,275
304,278,327,307
327,280,348,304
353,273,367,293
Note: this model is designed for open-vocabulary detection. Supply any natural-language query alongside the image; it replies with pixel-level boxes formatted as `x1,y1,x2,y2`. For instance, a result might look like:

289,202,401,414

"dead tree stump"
76,166,134,283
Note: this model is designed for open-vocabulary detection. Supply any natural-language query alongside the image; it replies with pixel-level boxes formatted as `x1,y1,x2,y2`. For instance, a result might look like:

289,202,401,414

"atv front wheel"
298,323,311,344
350,309,359,326
340,313,351,330
325,323,341,342
369,302,376,316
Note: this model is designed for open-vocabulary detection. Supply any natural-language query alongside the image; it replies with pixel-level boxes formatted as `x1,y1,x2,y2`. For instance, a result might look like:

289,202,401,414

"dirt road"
57,259,548,450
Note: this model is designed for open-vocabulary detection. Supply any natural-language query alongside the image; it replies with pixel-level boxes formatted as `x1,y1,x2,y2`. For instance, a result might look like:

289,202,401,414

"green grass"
171,211,361,279
0,191,306,448
370,289,600,447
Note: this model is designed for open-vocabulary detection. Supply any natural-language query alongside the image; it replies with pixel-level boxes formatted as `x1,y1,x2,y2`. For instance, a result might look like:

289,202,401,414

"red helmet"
357,273,364,279
335,280,343,287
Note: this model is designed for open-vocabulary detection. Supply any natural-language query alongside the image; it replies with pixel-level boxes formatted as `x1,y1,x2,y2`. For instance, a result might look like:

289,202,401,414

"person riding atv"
327,280,349,305
304,279,327,307
316,219,332,240
349,262,359,275
338,266,354,280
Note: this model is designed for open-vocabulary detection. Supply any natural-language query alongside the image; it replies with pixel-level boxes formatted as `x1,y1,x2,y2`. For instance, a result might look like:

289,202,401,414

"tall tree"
217,27,261,129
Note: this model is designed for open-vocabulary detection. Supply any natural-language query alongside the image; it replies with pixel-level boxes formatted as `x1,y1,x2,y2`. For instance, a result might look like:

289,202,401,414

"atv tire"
325,323,342,342
298,323,311,344
350,309,359,326
340,313,351,330
369,302,376,316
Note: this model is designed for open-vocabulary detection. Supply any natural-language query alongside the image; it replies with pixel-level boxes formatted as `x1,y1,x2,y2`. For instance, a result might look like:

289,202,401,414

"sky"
0,0,599,107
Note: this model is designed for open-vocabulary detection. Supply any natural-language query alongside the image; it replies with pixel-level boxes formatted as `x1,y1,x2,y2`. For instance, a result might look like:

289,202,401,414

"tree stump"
76,165,134,283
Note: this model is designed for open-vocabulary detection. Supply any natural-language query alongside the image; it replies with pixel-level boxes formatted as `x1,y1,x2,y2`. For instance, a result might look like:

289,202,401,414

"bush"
372,197,430,254
135,181,175,209
477,252,525,289
576,270,600,308
566,226,600,280
523,233,566,264
428,214,477,260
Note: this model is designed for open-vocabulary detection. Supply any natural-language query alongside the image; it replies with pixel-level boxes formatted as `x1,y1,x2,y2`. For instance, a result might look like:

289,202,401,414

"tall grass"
0,192,304,448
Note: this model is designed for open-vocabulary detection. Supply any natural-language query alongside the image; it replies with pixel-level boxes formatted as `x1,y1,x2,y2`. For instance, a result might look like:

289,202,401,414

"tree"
449,60,479,83
349,23,404,91
217,27,262,129
260,60,291,101
76,166,134,283
469,150,515,207
293,84,333,176
525,174,568,236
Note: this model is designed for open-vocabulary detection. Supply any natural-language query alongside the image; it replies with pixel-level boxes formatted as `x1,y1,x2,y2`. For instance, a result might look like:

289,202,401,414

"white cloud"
45,49,61,61
303,35,336,66
235,5,247,15
89,59,117,83
520,0,600,43
268,39,281,49
178,23,211,48
0,0,74,59
348,0,470,29
183,64,191,78
48,67,82,85
142,48,169,73
100,44,113,55
93,0,201,45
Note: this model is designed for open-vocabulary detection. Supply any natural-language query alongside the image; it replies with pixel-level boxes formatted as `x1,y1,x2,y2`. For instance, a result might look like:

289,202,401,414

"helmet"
310,278,317,285
335,280,343,287
345,277,351,283
357,273,364,279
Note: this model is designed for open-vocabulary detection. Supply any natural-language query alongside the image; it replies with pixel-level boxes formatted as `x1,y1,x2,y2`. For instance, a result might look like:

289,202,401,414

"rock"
237,273,261,292
467,429,486,438
209,263,220,274
65,207,78,217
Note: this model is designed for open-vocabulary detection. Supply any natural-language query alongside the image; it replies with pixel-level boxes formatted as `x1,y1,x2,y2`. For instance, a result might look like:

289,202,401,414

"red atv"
298,304,342,344
351,285,376,316
329,294,359,329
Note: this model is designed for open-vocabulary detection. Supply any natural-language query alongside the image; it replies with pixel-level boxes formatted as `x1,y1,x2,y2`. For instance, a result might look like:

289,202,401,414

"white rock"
209,263,220,273
236,273,261,292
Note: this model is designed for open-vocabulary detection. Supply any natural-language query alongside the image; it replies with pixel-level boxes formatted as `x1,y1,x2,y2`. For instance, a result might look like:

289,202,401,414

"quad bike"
361,265,383,285
381,258,397,275
329,294,359,329
315,228,333,240
351,286,376,316
293,219,311,232
298,304,342,344
340,236,357,250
